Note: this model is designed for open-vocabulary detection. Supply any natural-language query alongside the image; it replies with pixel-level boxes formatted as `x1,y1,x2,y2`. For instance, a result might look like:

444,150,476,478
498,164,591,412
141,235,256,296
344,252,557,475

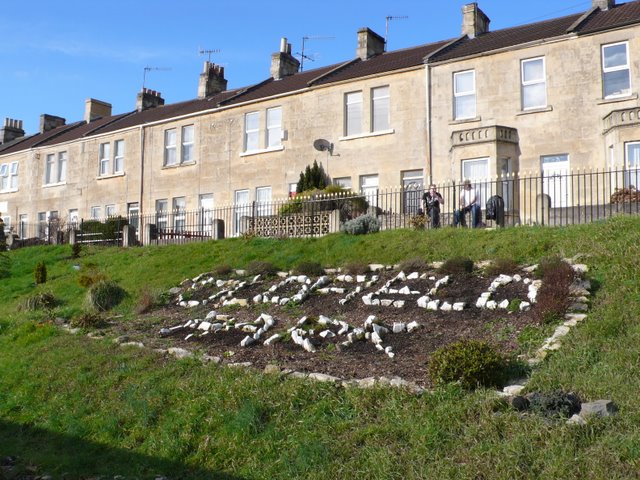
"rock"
417,296,430,308
371,331,383,345
398,286,411,295
519,301,531,311
252,294,263,303
184,333,194,341
453,302,465,311
498,299,510,309
440,302,452,312
572,264,589,273
120,341,144,348
159,328,171,336
565,313,587,322
569,302,588,312
369,264,385,272
362,295,372,306
509,395,530,411
264,333,282,346
476,297,488,308
319,330,335,339
356,275,367,282
357,377,377,388
372,324,389,335
381,299,393,307
486,300,497,310
168,347,193,359
228,362,253,368
503,384,526,396
407,321,420,333
407,272,419,280
302,338,316,353
523,264,538,273
197,321,212,331
205,310,218,320
580,400,618,418
427,300,440,311
567,414,588,426
187,300,200,308
308,372,341,383
392,322,406,333
395,271,407,281
291,330,305,346
240,336,256,347
264,364,281,374
202,354,221,363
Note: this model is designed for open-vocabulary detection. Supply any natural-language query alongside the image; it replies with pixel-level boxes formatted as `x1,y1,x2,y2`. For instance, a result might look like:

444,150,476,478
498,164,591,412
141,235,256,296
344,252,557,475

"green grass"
1,216,640,478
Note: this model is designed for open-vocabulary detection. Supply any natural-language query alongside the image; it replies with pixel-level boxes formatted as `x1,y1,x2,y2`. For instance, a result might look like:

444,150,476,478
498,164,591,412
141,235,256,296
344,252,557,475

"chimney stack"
356,28,385,60
136,88,165,111
0,118,25,144
84,98,112,123
592,0,615,10
39,114,66,134
270,38,300,80
462,3,490,39
198,62,228,98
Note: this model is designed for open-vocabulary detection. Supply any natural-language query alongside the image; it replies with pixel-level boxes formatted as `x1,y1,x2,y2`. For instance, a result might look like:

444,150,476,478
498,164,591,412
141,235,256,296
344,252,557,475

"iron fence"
3,167,640,249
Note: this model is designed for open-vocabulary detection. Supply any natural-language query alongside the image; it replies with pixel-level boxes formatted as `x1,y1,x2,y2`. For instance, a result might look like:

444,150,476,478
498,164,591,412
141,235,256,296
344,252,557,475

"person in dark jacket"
422,184,444,228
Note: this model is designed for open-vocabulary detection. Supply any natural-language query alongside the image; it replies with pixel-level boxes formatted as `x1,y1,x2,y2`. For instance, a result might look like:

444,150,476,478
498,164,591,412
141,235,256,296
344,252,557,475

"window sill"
598,93,638,105
0,188,18,194
449,116,481,125
97,172,125,180
240,146,284,157
161,161,196,170
517,106,553,116
339,129,395,142
42,182,66,188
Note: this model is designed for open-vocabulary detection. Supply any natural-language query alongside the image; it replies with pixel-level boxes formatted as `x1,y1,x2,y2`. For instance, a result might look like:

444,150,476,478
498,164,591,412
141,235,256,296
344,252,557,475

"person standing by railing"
422,184,444,228
454,180,482,228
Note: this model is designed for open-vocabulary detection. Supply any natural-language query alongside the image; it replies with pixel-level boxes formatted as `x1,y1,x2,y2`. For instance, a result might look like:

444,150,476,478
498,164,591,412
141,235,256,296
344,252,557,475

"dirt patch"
107,267,556,388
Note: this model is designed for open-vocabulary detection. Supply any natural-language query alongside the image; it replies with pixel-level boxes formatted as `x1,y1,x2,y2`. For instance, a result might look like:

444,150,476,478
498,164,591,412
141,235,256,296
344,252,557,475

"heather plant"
439,256,474,275
20,292,57,312
342,261,370,275
246,260,279,277
70,311,105,329
399,257,429,273
85,280,126,312
341,214,380,235
34,261,47,284
294,261,325,276
485,258,520,276
534,256,575,324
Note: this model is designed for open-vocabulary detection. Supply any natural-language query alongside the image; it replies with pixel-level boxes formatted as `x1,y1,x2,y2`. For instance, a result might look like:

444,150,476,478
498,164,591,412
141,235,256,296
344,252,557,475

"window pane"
372,86,390,132
57,152,67,182
181,125,194,162
165,129,177,165
604,43,628,69
523,59,544,82
455,94,476,119
256,187,272,216
114,140,124,173
455,71,474,94
245,112,259,151
523,83,546,109
0,164,7,176
346,92,362,136
604,70,630,98
333,177,352,189
45,154,55,183
266,108,282,148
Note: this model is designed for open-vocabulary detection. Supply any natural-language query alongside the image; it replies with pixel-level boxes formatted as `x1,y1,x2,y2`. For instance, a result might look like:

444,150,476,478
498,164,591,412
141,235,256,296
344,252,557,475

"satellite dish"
313,138,333,153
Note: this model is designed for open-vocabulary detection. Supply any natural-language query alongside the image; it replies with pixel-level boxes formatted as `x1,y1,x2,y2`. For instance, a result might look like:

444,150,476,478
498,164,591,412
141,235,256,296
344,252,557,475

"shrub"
213,264,233,277
439,257,474,275
34,261,47,284
485,258,520,276
408,214,426,230
399,257,429,273
135,286,161,314
246,260,279,277
343,261,370,275
70,311,105,329
78,271,109,288
428,339,508,389
534,257,575,324
20,292,57,311
341,214,380,235
294,261,325,276
296,160,329,193
86,280,126,311
527,391,581,418
71,243,82,259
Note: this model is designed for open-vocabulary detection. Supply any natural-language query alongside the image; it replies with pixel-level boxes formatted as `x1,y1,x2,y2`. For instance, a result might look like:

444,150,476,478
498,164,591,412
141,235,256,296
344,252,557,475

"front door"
542,154,569,208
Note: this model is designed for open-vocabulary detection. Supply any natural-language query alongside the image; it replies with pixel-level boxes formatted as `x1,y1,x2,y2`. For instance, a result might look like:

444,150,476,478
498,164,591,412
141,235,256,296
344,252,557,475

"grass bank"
1,216,639,479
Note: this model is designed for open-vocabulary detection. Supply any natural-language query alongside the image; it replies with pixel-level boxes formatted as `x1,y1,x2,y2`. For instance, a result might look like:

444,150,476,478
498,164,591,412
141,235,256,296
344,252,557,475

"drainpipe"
139,124,145,214
426,63,433,185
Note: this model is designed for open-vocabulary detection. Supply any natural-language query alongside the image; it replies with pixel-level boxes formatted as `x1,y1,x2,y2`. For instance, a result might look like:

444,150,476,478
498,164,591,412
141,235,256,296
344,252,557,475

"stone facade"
0,0,639,232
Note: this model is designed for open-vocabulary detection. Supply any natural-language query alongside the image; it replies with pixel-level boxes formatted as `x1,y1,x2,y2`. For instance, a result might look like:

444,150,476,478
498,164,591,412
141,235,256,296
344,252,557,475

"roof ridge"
307,59,360,86
83,111,137,137
31,121,85,148
217,78,274,106
567,6,599,33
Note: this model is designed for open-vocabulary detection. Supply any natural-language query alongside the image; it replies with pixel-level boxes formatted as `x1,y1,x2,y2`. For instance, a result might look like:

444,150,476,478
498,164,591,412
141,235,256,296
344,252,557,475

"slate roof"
2,0,640,154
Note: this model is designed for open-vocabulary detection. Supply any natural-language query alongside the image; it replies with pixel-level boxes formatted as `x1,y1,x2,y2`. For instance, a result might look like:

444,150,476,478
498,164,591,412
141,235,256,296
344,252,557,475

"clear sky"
1,0,594,135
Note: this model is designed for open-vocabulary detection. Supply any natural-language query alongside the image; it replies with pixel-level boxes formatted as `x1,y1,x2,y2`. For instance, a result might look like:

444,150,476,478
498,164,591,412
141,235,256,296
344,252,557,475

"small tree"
296,160,329,194
34,261,47,284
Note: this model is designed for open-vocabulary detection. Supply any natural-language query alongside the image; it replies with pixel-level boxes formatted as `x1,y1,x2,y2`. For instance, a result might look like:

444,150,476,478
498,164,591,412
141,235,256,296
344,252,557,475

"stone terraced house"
1,0,639,237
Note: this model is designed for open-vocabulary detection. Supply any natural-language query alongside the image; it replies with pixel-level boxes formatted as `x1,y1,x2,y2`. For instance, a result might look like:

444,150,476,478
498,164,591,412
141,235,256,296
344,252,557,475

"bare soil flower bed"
103,261,576,389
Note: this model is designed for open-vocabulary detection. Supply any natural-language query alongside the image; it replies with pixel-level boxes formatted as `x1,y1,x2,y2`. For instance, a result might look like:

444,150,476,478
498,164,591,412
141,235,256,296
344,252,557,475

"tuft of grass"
293,261,325,276
342,261,370,275
485,257,520,276
70,311,105,329
399,256,429,273
439,256,474,275
85,280,126,312
20,292,57,312
246,260,279,277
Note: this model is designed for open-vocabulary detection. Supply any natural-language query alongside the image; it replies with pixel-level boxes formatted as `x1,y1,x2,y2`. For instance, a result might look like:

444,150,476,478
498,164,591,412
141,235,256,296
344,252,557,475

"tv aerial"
198,48,221,62
296,35,334,71
385,15,408,48
142,66,172,89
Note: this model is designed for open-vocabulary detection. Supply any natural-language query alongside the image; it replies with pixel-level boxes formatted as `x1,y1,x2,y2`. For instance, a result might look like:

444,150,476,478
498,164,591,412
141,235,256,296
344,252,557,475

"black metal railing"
3,167,640,249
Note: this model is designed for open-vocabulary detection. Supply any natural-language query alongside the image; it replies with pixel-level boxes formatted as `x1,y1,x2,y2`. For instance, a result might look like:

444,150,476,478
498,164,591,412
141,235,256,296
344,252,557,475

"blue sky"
1,0,593,134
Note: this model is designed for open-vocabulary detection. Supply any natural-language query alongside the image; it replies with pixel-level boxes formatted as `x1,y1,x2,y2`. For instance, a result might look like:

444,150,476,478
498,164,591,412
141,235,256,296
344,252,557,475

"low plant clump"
439,256,474,275
20,292,57,312
341,214,380,235
85,280,126,312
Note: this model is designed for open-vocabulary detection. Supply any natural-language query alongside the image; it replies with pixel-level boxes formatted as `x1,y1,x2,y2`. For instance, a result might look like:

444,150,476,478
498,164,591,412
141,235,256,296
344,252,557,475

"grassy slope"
1,217,639,479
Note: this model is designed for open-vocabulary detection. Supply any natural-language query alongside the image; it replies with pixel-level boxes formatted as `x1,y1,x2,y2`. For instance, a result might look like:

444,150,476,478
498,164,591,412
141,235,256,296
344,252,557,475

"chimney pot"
198,61,228,98
136,88,165,111
0,117,25,144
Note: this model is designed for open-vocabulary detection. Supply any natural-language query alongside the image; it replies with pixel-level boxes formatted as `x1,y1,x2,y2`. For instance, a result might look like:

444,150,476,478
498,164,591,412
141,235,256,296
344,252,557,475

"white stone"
371,331,383,344
264,334,282,346
352,328,365,340
407,272,419,280
381,299,393,307
168,347,193,359
395,271,407,281
427,300,441,311
513,274,522,282
440,302,452,312
392,322,406,333
210,323,223,332
279,297,290,306
387,351,395,359
297,275,309,284
331,287,345,294
302,338,316,353
407,321,420,333
572,264,588,273
435,276,450,288
453,302,465,311
551,325,571,339
523,265,538,273
252,294,263,304
338,321,350,335
503,384,526,395
242,325,258,333
205,310,217,320
319,330,335,338
486,300,497,310
567,414,587,426
240,335,255,347
318,315,331,325
308,372,340,383
344,275,354,283
356,275,366,283
197,322,212,331
373,324,389,335
371,299,380,306
417,296,430,308
519,302,531,311
569,303,588,312
384,346,393,355
297,316,309,326
393,300,405,308
375,344,385,351
565,313,587,322
365,315,376,327
179,301,187,307
499,299,510,309
399,286,411,295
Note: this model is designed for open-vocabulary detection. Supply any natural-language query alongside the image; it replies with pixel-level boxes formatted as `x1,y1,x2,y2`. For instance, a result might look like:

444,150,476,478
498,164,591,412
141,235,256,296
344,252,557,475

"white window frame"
164,128,177,166
461,158,489,209
105,204,116,218
99,142,111,176
234,189,250,236
181,125,194,163
333,177,352,189
172,196,186,231
371,86,390,132
345,91,363,136
602,41,631,99
255,186,272,217
360,174,379,209
9,162,18,189
453,70,476,120
45,154,55,184
114,140,124,173
266,107,282,149
90,206,102,219
244,112,260,152
521,57,547,110
156,199,168,231
0,164,9,191
57,152,67,183
625,142,640,188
